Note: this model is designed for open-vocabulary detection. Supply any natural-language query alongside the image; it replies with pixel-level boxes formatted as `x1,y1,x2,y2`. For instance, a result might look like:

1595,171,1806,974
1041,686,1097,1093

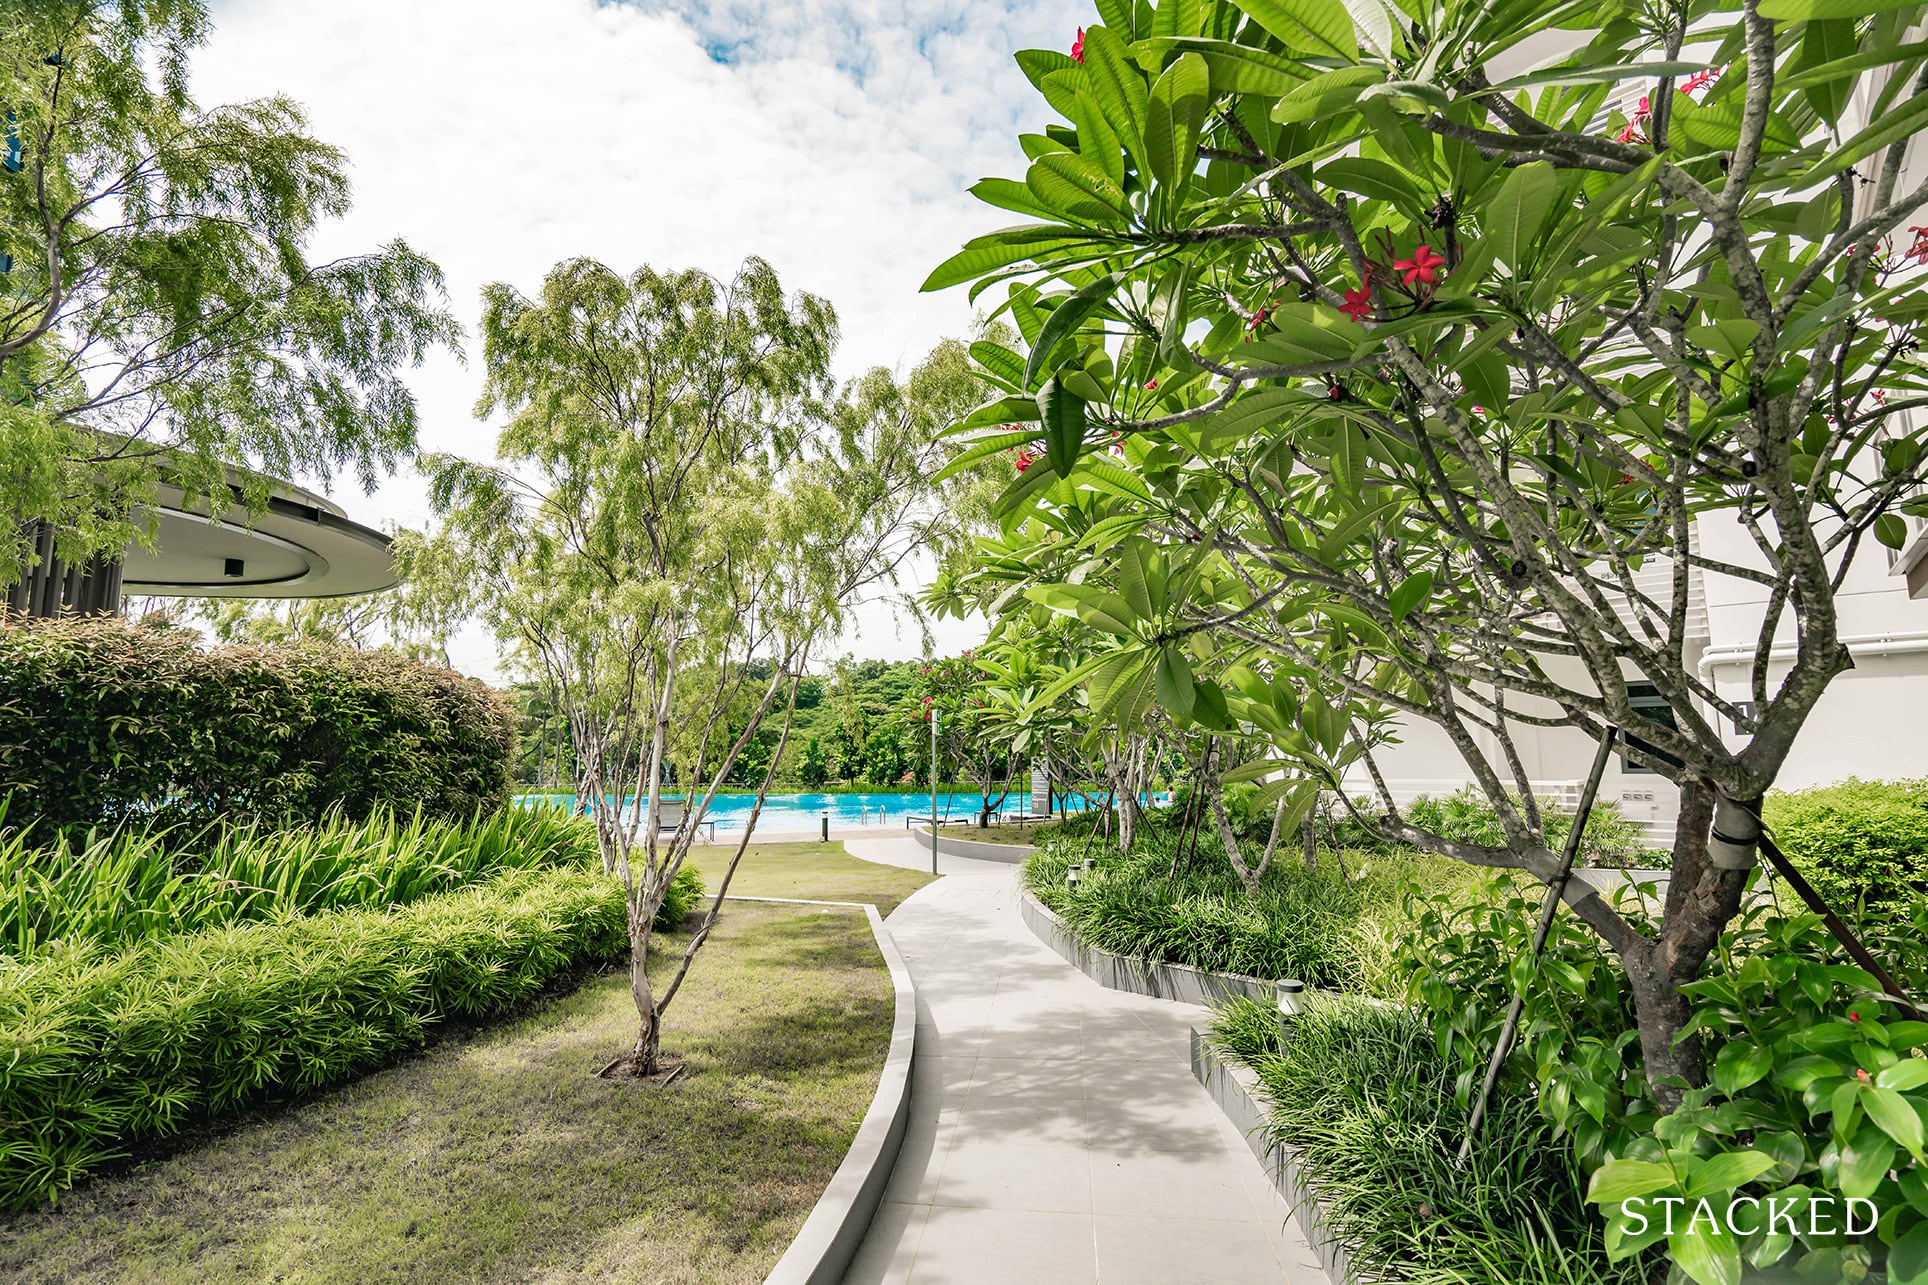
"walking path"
839,836,1325,1284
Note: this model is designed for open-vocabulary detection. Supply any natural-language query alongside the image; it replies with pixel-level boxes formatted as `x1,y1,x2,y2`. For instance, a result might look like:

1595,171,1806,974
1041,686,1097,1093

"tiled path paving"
840,837,1326,1285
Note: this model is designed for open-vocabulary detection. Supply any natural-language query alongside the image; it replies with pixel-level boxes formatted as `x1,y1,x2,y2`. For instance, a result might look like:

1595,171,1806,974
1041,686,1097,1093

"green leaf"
933,427,1040,482
1891,1221,1928,1285
1024,272,1127,389
1759,0,1922,16
1025,584,1139,636
1793,19,1859,126
1880,1061,1928,1091
1877,514,1909,551
1668,1219,1742,1285
1081,26,1152,177
1712,1040,1775,1095
1234,0,1358,61
1805,77,1928,182
1154,644,1197,718
1865,1084,1927,1159
1685,1149,1778,1199
1839,1130,1898,1199
1480,60,1709,95
1586,1159,1679,1205
1145,52,1211,193
923,227,1095,292
968,340,1029,391
1388,571,1432,622
1037,375,1088,477
1027,153,1133,224
1484,161,1559,271
1129,37,1310,95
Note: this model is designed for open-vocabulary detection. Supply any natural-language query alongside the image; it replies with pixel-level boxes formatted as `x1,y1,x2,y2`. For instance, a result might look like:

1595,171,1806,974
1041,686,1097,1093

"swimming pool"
514,790,1165,836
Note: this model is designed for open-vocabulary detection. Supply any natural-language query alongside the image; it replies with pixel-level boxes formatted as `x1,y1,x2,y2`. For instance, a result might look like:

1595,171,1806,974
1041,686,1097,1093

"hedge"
0,866,627,1209
1764,776,1928,909
0,617,516,828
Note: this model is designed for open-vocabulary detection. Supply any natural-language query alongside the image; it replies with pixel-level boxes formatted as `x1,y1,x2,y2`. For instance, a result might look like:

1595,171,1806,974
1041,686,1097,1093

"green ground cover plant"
0,806,614,954
0,898,894,1283
1209,995,1647,1284
0,618,516,830
1765,778,1928,910
1024,816,1479,993
0,865,628,1210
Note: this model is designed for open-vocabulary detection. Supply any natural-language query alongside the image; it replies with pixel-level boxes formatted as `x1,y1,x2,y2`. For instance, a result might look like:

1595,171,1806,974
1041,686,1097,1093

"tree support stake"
1458,727,1617,1165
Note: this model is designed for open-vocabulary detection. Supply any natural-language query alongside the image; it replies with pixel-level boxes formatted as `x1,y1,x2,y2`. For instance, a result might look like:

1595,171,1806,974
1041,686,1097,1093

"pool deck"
837,835,1325,1284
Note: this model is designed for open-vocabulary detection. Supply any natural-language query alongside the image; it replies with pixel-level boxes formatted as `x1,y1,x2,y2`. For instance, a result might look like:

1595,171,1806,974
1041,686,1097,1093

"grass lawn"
0,900,893,1284
683,840,935,913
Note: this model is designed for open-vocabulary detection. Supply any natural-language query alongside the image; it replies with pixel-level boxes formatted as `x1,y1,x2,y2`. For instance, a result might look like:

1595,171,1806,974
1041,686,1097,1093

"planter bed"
1018,888,1275,1005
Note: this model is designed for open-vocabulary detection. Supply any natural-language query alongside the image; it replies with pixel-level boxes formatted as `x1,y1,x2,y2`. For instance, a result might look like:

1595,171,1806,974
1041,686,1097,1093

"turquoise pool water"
514,790,1164,835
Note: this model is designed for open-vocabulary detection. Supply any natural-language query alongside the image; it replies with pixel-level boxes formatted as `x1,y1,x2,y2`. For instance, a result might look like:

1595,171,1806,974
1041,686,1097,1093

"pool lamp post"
929,709,939,874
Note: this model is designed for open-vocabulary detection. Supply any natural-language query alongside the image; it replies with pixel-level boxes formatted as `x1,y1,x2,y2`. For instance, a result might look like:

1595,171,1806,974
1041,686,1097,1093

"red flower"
1633,95,1651,123
1339,284,1373,321
1615,122,1642,144
1247,305,1270,330
1857,1067,1872,1081
1393,244,1446,287
1014,447,1038,473
1849,1010,1861,1023
1071,27,1085,62
1681,68,1720,96
1144,378,1158,390
1906,227,1928,264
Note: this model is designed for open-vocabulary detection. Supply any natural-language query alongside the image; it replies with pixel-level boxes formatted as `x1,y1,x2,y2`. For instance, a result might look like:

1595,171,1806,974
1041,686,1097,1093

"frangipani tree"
430,259,982,1075
929,0,1928,1107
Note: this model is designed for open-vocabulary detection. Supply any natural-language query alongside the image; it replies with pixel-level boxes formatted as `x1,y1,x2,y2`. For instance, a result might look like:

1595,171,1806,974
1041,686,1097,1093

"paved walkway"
840,837,1325,1284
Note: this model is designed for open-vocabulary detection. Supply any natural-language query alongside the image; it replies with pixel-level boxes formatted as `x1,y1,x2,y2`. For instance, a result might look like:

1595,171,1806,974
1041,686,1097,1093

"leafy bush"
1209,996,1645,1284
1169,784,1650,866
656,863,705,927
0,617,516,829
1025,824,1479,993
0,806,602,955
1764,776,1928,909
1399,874,1928,1283
0,865,627,1210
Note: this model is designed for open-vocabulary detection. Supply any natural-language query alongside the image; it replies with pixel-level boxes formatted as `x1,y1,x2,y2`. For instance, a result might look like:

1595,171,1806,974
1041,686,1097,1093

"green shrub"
1208,996,1647,1284
1024,825,1479,993
656,863,705,927
0,805,602,955
0,617,517,829
0,866,627,1210
1764,776,1928,908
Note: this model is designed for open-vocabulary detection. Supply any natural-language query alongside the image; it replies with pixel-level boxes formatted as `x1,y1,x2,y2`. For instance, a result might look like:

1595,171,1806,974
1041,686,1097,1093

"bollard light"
1276,978,1305,1041
820,811,829,843
1066,868,1081,892
1082,857,1096,874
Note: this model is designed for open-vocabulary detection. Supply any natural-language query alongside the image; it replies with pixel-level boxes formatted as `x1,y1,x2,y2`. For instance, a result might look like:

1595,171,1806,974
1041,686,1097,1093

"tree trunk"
1301,803,1318,871
629,931,664,1075
1617,780,1751,1107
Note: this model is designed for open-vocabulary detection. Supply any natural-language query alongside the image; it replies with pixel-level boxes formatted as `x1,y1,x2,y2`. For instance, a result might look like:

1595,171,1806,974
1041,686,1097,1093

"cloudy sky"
194,0,1087,678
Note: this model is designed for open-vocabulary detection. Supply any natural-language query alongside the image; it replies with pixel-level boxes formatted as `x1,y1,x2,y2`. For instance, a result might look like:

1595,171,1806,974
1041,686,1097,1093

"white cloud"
194,0,1086,678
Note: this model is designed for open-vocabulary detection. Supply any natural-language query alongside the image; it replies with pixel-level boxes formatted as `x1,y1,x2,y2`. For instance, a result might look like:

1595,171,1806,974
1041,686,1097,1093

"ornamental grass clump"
0,865,627,1210
1208,996,1647,1285
0,805,608,955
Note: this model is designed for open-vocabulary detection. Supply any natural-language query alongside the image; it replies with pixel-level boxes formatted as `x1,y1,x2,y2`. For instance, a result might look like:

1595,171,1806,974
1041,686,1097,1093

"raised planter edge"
761,901,917,1285
1189,1029,1369,1285
909,824,1032,864
1017,886,1275,1005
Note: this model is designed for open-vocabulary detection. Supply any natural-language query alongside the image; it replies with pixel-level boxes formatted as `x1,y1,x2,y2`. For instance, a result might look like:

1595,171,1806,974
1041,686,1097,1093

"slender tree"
0,0,457,583
429,259,983,1074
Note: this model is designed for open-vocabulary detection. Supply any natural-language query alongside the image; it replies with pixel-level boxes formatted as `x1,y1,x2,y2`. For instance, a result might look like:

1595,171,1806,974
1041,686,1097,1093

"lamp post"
929,709,939,875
